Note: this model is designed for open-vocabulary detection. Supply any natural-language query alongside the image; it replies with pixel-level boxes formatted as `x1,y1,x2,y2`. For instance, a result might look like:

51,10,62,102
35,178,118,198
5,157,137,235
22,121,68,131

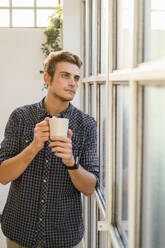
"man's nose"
68,77,76,86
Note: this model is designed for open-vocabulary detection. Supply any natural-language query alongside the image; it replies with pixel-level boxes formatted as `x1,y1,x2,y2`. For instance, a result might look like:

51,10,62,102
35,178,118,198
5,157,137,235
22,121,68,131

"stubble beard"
52,91,74,102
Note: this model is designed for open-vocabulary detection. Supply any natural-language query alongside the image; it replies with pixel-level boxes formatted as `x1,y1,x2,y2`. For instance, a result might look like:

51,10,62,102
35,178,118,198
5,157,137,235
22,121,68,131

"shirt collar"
37,98,74,119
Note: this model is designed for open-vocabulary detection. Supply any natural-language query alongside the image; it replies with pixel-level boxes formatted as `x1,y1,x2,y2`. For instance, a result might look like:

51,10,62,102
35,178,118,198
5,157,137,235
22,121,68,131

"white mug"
49,116,69,139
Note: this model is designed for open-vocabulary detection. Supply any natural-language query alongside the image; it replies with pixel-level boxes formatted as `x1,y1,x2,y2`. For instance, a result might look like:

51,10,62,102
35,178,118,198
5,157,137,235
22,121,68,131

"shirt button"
41,200,44,203
43,179,47,183
25,140,28,143
46,160,49,163
40,218,42,222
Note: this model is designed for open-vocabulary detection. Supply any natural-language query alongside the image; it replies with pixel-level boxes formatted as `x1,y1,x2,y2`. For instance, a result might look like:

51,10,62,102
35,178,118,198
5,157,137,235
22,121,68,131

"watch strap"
65,156,79,170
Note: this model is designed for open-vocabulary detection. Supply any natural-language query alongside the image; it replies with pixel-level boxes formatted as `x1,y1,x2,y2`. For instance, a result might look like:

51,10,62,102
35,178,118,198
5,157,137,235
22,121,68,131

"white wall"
0,28,46,214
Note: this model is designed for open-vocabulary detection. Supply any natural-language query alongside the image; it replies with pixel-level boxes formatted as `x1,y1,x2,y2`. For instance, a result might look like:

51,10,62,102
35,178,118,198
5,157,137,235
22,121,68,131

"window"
141,86,165,248
81,0,165,247
115,85,129,246
0,0,60,27
144,0,165,61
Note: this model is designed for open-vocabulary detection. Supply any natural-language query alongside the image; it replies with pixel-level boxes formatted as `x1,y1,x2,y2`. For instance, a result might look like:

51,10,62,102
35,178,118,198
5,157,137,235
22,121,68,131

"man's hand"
32,117,50,151
49,129,75,167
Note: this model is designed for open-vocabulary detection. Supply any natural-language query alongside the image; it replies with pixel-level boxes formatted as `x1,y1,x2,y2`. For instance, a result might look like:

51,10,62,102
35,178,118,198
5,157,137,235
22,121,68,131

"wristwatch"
65,156,79,170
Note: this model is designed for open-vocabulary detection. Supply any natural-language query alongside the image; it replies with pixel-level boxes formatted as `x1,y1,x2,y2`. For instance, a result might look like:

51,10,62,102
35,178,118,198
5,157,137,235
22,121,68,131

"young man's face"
46,61,80,102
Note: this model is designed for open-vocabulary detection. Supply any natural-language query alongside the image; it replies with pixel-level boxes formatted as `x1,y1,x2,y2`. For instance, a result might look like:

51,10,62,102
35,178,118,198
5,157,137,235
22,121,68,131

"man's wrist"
29,141,42,154
64,156,79,170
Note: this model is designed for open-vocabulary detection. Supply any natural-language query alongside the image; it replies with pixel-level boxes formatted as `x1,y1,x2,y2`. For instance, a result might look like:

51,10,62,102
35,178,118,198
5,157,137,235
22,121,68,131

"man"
0,51,99,248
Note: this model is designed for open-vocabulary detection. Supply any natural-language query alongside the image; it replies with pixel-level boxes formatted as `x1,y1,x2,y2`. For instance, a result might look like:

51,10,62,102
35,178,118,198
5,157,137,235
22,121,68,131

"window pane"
83,1,86,77
13,10,34,27
97,0,101,73
89,84,95,117
115,85,129,246
89,0,94,75
37,9,56,27
36,0,59,7
144,0,165,61
141,86,165,248
0,9,9,27
100,0,108,73
99,84,106,199
0,0,9,6
116,0,131,69
12,0,34,7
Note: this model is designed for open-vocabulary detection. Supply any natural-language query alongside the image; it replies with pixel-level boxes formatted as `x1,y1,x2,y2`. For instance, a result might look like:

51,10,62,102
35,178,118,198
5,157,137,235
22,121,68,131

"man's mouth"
65,89,75,94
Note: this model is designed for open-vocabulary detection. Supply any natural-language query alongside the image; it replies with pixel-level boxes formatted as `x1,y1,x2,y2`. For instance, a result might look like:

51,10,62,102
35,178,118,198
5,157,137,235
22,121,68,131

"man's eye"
62,74,69,78
74,77,80,82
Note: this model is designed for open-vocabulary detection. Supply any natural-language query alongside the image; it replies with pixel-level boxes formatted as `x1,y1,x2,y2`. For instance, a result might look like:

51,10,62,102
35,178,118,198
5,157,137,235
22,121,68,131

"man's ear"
44,72,51,87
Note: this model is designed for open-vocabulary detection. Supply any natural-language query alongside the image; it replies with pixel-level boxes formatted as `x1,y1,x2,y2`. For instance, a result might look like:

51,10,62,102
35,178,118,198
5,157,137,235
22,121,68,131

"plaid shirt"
0,99,99,248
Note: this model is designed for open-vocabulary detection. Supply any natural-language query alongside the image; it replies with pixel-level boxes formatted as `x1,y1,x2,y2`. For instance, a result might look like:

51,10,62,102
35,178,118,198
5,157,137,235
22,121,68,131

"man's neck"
43,95,69,117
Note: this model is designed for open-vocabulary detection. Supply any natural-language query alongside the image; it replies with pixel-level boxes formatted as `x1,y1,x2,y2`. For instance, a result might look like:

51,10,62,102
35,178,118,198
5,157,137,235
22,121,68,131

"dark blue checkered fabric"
0,99,99,248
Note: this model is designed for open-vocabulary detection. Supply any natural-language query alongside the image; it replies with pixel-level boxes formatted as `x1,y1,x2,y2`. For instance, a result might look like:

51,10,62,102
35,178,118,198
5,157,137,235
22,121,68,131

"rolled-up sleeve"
79,120,99,187
0,110,20,165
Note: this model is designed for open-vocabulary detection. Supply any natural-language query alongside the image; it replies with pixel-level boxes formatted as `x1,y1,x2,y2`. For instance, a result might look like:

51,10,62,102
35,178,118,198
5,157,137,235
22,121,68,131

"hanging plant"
40,4,63,77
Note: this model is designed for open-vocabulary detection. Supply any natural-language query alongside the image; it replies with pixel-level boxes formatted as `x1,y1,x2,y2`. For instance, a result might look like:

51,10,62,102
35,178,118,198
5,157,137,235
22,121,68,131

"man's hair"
44,50,82,80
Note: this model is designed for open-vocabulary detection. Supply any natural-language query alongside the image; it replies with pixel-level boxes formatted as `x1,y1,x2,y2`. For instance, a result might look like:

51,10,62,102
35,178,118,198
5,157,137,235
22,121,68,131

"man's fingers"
49,141,72,149
67,129,72,139
36,118,49,127
35,126,49,132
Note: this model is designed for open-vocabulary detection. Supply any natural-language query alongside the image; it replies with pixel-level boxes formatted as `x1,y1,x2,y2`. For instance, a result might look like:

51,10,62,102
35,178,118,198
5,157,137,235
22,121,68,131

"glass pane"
89,84,95,117
0,0,9,6
83,1,86,77
144,0,165,61
100,0,108,73
141,86,165,248
89,0,94,76
37,9,56,27
12,0,34,7
99,84,106,199
116,0,131,69
97,0,101,73
13,10,34,27
0,10,9,27
115,85,129,246
36,0,59,7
